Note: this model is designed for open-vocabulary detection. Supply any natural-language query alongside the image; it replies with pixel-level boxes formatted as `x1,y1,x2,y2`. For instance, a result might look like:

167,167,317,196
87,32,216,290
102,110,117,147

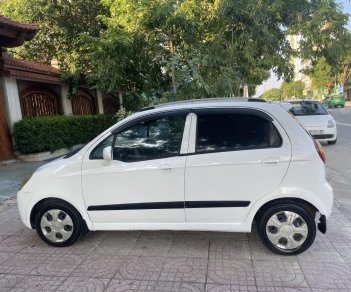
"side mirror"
102,146,112,161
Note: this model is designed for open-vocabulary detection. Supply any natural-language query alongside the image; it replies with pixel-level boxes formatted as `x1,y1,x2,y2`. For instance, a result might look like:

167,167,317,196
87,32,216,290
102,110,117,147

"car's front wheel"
34,200,83,247
328,139,337,145
258,203,316,255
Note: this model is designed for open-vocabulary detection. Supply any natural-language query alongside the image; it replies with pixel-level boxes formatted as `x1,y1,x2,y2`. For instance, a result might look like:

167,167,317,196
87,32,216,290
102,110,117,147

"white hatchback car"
289,100,337,145
17,99,333,255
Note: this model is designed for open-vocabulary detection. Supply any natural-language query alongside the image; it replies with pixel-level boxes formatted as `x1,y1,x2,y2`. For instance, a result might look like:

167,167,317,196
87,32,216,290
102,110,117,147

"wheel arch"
30,197,88,231
253,197,317,224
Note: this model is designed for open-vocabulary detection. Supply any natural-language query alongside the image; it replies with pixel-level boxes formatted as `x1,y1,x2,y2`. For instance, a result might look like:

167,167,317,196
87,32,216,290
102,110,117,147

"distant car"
17,99,333,255
289,100,337,145
322,95,345,108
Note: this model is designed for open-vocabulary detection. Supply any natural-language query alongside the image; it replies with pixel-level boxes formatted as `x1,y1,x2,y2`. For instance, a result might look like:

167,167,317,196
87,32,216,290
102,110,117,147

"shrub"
13,115,118,154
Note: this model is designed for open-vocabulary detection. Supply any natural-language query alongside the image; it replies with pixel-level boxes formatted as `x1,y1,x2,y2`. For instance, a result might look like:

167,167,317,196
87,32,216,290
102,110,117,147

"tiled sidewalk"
0,198,350,291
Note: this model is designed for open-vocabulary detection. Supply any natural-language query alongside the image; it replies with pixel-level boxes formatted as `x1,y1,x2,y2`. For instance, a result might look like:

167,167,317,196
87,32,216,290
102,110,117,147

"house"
0,15,123,162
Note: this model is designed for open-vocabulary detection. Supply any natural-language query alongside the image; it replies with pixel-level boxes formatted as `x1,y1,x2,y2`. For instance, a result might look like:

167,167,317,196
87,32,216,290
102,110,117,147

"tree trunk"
170,39,177,95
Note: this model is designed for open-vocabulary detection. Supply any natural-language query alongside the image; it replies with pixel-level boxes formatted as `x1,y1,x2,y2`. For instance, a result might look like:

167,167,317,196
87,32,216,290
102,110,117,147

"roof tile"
0,14,40,31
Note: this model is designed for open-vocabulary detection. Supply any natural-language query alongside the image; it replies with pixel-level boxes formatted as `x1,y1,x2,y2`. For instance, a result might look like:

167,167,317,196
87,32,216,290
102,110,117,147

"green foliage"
309,57,333,90
1,0,350,100
261,88,281,101
114,108,133,122
0,0,108,86
13,115,117,154
296,0,350,69
280,80,305,99
336,50,351,86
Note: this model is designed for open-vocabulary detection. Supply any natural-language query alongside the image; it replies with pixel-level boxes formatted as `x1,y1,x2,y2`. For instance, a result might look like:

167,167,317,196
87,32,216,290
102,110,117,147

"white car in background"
289,100,337,145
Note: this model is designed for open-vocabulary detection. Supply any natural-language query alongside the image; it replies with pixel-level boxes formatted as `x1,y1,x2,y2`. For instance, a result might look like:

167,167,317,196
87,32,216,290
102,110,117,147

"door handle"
261,158,280,166
159,165,173,173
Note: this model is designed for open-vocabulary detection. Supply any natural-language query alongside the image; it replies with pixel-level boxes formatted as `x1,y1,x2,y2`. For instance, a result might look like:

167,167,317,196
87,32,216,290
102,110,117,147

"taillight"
313,139,326,163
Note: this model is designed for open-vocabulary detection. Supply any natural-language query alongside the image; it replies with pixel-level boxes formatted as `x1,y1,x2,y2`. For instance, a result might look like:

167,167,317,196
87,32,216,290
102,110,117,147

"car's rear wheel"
258,203,316,255
34,201,83,247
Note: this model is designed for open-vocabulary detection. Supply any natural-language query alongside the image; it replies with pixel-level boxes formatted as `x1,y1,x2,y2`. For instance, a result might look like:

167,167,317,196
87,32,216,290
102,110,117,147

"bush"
13,115,118,154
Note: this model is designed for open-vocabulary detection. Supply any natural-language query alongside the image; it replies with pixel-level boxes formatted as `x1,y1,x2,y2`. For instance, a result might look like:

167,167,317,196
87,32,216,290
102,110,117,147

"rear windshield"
289,101,328,116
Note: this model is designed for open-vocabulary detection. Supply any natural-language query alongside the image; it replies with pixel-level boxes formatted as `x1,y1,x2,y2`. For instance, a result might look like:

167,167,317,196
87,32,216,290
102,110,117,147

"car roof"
122,97,286,122
141,97,276,112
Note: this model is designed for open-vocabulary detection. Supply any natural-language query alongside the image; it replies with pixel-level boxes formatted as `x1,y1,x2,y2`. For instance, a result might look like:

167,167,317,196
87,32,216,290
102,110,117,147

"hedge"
13,115,118,154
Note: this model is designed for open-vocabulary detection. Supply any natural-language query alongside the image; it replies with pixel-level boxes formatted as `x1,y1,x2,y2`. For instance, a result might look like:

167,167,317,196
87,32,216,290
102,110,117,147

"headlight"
19,173,33,191
327,119,335,128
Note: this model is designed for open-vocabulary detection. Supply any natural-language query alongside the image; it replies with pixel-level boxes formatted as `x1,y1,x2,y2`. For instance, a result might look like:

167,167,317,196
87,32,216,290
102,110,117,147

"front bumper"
17,190,34,229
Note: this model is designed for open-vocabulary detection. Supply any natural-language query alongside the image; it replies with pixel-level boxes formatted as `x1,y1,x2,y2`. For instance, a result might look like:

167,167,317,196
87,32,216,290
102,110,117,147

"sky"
254,0,351,97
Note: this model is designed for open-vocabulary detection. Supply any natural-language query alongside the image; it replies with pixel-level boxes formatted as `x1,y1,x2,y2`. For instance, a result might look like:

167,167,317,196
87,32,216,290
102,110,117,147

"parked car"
322,95,346,108
17,98,333,255
288,100,337,145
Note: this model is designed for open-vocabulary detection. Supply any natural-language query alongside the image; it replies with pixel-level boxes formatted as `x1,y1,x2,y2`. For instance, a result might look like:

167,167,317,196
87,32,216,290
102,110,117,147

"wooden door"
103,94,119,114
71,91,96,115
0,84,13,161
20,87,61,117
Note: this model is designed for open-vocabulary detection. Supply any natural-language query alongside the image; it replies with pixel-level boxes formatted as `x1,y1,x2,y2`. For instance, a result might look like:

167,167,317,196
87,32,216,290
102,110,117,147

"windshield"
289,101,328,116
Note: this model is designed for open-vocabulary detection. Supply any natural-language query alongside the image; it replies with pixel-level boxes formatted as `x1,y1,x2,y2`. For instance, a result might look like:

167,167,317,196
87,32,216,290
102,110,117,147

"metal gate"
20,87,61,117
71,91,96,115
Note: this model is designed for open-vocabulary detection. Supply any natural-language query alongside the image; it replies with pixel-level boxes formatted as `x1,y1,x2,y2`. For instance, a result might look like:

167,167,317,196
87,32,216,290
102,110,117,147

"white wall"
60,84,72,115
96,90,104,114
2,77,21,131
119,92,123,109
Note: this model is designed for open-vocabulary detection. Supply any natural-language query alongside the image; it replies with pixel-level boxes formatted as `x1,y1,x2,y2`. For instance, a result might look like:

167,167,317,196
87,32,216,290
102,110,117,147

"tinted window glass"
196,114,280,153
113,115,186,162
289,101,328,116
90,135,114,159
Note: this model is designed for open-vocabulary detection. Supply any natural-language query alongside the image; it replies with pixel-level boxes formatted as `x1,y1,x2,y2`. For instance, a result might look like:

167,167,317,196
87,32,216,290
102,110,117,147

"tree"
295,0,350,69
309,57,333,90
0,0,108,95
280,80,305,99
261,88,281,101
1,0,350,107
335,49,351,87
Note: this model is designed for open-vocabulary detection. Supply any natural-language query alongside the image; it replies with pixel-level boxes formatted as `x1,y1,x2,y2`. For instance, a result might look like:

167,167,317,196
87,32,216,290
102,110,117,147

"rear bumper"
306,126,337,141
312,134,335,140
300,181,333,219
318,214,327,234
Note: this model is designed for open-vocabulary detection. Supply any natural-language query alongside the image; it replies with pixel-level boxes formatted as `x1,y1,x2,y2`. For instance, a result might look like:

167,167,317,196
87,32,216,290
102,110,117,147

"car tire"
257,203,316,255
34,200,83,247
328,139,337,145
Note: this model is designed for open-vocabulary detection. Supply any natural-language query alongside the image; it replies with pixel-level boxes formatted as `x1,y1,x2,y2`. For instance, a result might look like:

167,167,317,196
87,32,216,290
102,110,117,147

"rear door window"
196,113,282,154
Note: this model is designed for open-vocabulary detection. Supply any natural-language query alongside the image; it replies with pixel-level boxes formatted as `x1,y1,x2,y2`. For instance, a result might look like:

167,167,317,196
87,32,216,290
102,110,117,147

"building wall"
2,77,117,131
288,35,312,89
2,77,22,129
17,80,60,96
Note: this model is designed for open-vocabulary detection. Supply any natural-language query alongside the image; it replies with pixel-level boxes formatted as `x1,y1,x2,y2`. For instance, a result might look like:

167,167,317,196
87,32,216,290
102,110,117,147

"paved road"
0,161,43,202
324,107,351,222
